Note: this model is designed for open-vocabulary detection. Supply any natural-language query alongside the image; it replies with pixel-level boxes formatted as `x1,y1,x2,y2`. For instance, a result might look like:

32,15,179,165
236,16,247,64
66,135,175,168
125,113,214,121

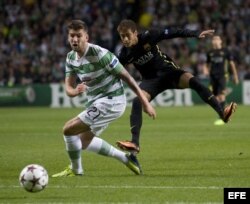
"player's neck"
77,43,89,58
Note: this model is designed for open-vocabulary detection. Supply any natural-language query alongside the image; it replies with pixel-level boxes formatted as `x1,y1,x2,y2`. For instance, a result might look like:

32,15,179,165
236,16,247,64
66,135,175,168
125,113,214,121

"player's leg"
117,90,151,153
80,132,142,175
81,131,127,163
53,97,142,177
178,72,236,122
117,77,160,153
52,117,89,177
212,77,227,125
216,76,227,110
217,93,226,109
78,97,142,174
178,72,224,119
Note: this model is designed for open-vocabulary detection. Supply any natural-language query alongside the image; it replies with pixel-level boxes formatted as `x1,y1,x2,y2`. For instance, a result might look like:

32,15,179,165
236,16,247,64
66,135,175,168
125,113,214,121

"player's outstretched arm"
118,68,156,119
198,30,215,38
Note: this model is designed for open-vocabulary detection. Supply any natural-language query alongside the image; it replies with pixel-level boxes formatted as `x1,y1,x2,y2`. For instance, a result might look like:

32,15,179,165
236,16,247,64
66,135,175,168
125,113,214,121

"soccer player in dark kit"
206,35,239,126
115,19,237,153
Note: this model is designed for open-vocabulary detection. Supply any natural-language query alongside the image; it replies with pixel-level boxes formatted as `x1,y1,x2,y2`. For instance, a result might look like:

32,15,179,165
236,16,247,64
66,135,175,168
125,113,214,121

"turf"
0,105,249,203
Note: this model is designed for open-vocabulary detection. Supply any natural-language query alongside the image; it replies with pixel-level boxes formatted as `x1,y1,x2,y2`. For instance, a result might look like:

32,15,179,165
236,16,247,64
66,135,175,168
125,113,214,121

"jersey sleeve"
101,51,124,75
146,28,200,44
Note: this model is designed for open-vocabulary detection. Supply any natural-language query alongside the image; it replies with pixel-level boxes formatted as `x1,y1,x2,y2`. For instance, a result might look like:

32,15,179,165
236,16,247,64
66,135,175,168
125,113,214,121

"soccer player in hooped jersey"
116,19,237,153
206,35,239,125
52,20,156,177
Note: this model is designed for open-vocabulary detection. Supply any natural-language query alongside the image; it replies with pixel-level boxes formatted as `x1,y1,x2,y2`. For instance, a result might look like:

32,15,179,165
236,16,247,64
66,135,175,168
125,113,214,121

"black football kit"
118,28,225,146
118,28,200,99
207,48,233,95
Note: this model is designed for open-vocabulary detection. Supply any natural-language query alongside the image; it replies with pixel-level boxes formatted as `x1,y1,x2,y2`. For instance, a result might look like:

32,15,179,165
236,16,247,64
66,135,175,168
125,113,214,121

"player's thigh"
63,117,90,136
159,69,188,89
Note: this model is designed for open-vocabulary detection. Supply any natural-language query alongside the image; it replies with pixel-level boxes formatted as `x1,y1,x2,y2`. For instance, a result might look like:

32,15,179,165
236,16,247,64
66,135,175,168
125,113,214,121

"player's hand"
76,82,86,95
143,103,156,119
199,30,215,38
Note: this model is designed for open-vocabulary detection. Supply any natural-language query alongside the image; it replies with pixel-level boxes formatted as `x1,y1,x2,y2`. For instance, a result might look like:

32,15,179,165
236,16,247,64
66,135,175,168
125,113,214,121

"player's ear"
86,33,89,41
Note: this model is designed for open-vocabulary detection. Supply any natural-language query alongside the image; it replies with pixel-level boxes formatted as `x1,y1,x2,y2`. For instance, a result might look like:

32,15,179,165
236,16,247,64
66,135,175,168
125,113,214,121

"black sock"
130,97,142,146
220,101,226,110
189,77,224,119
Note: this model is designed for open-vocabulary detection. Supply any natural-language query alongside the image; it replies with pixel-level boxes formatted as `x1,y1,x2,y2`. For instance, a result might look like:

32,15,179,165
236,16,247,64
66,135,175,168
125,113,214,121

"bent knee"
63,117,90,136
63,121,75,136
63,124,70,136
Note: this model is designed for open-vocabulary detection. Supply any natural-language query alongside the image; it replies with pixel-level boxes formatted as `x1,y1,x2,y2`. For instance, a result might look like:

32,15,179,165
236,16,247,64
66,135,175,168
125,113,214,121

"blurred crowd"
0,0,250,86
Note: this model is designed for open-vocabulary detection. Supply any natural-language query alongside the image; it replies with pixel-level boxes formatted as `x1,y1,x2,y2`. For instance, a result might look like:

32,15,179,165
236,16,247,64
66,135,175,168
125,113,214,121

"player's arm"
118,68,156,119
229,60,239,84
198,30,215,38
65,75,86,97
150,28,214,42
104,52,155,118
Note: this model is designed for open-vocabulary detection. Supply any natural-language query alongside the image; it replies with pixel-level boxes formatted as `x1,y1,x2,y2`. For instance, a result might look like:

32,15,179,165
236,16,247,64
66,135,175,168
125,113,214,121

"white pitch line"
0,185,222,190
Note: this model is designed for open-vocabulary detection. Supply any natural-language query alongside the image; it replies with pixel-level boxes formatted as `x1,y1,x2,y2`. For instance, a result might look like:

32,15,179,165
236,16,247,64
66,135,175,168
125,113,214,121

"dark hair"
67,20,88,32
117,19,137,32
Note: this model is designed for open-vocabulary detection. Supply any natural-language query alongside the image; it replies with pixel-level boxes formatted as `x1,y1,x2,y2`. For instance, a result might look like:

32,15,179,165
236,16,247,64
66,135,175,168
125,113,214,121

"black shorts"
139,69,186,99
210,75,227,95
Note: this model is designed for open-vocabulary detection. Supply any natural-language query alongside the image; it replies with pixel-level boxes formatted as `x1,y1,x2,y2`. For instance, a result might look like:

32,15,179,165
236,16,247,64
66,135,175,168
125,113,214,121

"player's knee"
63,121,74,136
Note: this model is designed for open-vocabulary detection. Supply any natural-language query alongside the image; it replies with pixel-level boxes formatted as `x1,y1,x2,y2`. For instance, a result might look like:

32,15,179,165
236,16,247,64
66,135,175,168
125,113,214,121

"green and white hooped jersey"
65,43,125,107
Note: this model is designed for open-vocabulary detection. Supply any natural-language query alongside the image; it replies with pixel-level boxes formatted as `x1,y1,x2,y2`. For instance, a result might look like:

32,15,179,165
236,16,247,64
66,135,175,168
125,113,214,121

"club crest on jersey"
109,58,118,69
143,43,151,51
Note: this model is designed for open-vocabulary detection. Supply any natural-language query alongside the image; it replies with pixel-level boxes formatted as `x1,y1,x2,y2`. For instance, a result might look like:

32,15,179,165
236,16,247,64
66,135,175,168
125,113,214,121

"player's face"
68,29,89,55
118,29,138,47
212,36,222,49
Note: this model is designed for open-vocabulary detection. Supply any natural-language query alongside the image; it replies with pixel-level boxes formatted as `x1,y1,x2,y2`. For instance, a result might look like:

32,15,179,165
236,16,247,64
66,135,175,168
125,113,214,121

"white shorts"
78,95,126,136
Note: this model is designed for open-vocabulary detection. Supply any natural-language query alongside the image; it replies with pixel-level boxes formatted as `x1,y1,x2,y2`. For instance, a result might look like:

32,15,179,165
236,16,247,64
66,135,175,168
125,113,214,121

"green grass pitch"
0,105,249,203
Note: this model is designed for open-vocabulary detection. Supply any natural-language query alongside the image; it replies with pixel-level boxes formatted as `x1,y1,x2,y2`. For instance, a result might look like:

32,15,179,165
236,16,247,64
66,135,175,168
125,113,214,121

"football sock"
189,77,224,119
220,101,226,110
86,137,128,163
63,135,83,174
130,97,142,146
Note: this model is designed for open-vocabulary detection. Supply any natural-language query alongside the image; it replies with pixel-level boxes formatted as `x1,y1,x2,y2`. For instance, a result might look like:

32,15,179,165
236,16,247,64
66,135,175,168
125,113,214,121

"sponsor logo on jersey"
134,51,153,65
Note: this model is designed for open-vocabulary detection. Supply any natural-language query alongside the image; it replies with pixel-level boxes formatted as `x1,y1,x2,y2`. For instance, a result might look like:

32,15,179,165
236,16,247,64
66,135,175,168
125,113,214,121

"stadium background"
1,0,250,86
